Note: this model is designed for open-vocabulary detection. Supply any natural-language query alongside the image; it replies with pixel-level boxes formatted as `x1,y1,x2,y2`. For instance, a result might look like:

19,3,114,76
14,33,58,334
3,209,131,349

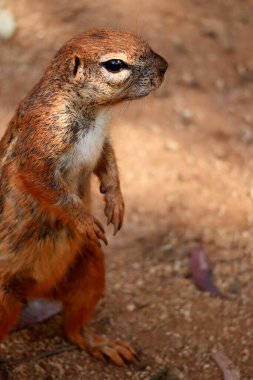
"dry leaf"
211,350,240,380
189,249,227,298
14,299,62,331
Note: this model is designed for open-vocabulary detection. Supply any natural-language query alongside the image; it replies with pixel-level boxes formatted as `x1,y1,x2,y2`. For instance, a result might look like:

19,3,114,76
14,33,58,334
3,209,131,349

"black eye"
101,59,128,73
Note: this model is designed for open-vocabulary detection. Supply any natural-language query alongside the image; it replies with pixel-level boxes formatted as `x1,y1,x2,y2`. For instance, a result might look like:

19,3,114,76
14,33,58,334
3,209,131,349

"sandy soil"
0,0,253,379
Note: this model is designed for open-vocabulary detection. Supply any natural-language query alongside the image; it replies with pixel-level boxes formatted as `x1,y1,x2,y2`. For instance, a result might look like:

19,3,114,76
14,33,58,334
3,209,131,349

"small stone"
159,313,168,321
241,125,253,144
126,303,136,312
180,72,200,88
237,64,247,76
172,260,182,274
132,262,141,270
175,339,184,349
165,140,179,151
171,36,188,54
181,308,191,320
0,9,16,40
114,282,121,290
155,355,163,365
227,278,241,294
160,242,174,252
201,18,234,53
136,279,144,287
180,109,193,125
215,78,225,90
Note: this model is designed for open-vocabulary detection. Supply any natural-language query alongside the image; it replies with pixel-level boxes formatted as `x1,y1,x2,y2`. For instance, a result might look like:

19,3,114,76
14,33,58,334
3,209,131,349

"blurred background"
0,1,253,379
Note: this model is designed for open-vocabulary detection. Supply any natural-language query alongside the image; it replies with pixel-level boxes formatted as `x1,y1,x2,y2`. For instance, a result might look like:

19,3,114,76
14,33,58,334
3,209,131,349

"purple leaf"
211,350,240,380
189,249,227,299
14,299,62,331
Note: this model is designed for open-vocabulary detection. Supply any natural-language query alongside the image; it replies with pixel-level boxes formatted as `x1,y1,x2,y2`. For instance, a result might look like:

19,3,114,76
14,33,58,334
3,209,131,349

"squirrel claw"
78,216,107,246
104,191,124,235
84,333,137,366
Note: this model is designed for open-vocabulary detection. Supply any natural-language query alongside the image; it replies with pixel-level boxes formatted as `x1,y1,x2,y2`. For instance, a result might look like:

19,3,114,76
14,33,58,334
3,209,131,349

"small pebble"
237,63,247,76
241,125,253,144
165,140,179,152
175,339,184,349
201,18,234,52
126,303,136,312
180,109,193,125
215,78,225,90
171,36,188,54
227,278,241,294
180,72,200,88
0,9,16,40
155,356,163,365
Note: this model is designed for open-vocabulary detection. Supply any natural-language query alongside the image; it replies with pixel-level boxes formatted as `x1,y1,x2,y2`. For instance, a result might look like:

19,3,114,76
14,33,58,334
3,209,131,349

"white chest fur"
68,109,110,172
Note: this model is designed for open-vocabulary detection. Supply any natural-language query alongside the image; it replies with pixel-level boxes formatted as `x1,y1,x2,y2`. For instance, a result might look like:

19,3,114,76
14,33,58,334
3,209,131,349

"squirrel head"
50,29,168,106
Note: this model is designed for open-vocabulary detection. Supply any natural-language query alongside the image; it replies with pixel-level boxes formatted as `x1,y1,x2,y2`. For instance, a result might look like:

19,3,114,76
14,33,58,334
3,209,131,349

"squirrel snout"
155,54,169,76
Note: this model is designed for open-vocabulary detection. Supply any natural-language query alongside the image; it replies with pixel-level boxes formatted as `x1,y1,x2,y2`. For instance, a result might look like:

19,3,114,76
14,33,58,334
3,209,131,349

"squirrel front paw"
103,189,125,235
76,215,107,247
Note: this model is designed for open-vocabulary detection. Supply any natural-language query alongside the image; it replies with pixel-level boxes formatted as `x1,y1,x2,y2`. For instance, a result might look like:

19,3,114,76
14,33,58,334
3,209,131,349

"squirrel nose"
155,54,169,76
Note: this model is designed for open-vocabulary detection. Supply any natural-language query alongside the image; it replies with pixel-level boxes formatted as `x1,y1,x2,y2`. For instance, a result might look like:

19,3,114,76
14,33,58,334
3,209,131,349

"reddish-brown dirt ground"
0,1,253,379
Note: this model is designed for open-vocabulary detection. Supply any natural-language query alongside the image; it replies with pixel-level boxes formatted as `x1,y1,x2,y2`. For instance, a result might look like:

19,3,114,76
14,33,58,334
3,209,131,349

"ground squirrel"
0,29,168,365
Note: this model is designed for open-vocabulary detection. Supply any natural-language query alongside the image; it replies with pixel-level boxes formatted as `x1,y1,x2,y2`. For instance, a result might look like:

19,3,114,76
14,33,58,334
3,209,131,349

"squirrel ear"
73,55,81,76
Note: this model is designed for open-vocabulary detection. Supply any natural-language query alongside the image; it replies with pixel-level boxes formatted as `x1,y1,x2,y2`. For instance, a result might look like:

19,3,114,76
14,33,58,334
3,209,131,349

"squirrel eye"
101,59,128,73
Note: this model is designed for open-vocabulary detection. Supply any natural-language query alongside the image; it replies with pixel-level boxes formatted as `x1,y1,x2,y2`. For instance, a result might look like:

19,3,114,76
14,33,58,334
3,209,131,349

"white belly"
65,108,110,174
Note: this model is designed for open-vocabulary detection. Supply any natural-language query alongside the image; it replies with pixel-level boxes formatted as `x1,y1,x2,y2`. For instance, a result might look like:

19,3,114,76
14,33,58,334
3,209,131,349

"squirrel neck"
66,92,111,124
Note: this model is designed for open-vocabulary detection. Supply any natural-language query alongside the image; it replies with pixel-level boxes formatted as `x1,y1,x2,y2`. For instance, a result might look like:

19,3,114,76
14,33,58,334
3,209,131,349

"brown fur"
0,29,167,364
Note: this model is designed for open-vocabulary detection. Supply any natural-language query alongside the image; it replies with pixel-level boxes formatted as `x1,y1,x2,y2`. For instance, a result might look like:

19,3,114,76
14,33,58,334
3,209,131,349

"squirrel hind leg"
52,242,137,365
52,241,105,347
0,288,21,341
